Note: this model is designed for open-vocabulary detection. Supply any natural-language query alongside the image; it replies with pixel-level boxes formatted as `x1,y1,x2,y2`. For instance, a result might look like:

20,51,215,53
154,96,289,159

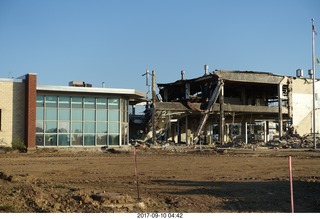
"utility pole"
151,70,157,146
312,18,317,149
142,69,151,99
142,69,157,146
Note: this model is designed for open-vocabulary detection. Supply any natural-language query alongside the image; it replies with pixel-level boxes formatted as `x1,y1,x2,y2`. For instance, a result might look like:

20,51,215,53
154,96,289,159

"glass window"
108,98,119,109
72,109,82,121
36,121,44,133
36,107,44,120
36,96,44,107
71,134,83,145
45,121,57,133
84,97,95,109
84,134,95,145
36,95,127,147
59,121,70,133
97,134,107,145
109,134,119,145
59,109,70,120
72,97,83,108
109,123,119,133
72,122,82,133
84,122,95,133
45,108,57,120
97,122,108,133
97,98,107,109
45,134,57,146
109,110,119,121
59,96,70,108
36,134,44,146
45,96,58,108
97,109,107,121
58,134,70,146
84,109,95,121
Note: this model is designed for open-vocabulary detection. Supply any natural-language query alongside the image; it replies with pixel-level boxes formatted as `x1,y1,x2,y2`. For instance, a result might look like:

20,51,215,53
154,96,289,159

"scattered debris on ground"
0,146,320,213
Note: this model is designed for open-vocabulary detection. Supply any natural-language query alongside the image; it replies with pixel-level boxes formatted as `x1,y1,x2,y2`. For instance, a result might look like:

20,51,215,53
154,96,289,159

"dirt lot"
0,146,320,213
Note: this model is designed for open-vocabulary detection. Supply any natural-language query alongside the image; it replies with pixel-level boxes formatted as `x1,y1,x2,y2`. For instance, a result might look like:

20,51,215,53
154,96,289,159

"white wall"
291,78,320,136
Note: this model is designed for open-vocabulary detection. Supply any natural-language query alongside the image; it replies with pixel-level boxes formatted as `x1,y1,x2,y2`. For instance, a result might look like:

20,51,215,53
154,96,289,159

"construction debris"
267,133,318,149
128,131,318,150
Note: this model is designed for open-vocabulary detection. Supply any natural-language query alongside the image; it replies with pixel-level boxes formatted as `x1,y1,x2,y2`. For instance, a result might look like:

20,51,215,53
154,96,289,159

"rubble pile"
213,133,318,149
130,131,320,150
224,139,246,148
266,133,318,149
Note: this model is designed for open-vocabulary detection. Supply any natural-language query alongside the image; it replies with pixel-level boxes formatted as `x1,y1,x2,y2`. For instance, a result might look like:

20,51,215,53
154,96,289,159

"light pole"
312,18,317,149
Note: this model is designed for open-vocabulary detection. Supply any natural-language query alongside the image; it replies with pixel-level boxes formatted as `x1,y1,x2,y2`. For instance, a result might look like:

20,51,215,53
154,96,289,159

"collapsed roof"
145,69,291,145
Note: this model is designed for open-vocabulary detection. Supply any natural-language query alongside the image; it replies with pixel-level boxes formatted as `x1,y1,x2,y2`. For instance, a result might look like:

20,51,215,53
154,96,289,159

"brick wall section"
12,82,26,144
0,80,25,147
0,81,14,146
25,73,37,151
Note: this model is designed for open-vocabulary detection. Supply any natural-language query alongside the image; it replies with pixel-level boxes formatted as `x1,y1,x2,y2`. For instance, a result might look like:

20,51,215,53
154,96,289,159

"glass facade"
36,95,129,146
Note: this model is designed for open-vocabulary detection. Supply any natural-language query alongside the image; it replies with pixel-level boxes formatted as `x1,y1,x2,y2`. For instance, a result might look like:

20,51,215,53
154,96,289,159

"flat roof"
0,78,24,83
158,70,285,87
37,85,147,103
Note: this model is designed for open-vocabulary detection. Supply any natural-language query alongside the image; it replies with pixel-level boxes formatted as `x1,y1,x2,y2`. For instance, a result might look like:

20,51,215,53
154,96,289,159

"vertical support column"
171,123,175,143
167,114,171,142
226,124,229,142
266,121,270,142
185,116,189,145
219,84,225,145
185,83,190,99
177,120,181,143
278,84,283,138
242,121,248,144
263,121,267,143
25,73,37,151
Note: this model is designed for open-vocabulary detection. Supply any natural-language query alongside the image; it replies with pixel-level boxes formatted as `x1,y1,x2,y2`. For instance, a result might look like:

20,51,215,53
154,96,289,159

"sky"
0,0,320,94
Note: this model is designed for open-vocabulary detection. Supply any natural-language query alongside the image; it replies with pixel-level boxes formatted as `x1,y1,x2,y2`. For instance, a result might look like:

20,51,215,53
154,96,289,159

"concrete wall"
0,79,25,147
291,77,320,136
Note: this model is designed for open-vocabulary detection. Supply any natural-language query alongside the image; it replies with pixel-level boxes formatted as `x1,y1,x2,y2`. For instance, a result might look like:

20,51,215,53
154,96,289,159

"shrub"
0,146,13,152
11,137,26,152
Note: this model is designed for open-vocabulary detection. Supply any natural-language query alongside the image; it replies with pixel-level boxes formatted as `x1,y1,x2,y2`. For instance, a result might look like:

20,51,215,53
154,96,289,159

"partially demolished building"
144,68,320,145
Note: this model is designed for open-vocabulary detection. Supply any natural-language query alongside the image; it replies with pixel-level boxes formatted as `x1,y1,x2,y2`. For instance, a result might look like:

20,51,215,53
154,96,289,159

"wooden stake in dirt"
288,156,294,213
134,147,140,200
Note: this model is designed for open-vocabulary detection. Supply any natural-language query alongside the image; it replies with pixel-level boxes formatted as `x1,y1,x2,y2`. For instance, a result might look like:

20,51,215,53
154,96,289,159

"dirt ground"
0,146,320,213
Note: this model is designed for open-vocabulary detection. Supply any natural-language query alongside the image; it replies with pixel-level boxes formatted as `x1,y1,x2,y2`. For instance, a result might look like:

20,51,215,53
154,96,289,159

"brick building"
0,73,145,150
